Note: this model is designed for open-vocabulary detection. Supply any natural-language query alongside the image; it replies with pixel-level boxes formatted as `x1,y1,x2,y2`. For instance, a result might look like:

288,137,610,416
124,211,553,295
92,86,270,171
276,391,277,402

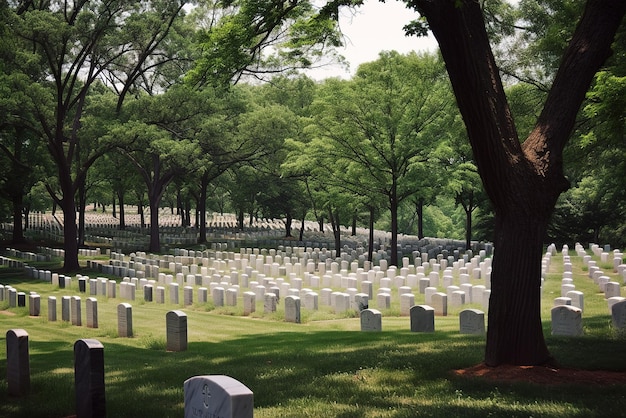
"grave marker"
285,295,301,323
360,309,382,332
410,305,435,332
6,329,30,396
166,310,188,352
551,305,583,336
48,296,57,321
459,309,485,335
86,298,98,328
117,303,133,337
184,375,253,418
74,339,106,418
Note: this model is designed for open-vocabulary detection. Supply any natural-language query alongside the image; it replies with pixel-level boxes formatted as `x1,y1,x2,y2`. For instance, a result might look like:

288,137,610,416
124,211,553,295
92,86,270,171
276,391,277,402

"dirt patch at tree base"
454,363,626,385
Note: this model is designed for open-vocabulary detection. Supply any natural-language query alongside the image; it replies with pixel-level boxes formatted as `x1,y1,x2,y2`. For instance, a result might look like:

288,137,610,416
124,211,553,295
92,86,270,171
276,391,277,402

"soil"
454,363,626,385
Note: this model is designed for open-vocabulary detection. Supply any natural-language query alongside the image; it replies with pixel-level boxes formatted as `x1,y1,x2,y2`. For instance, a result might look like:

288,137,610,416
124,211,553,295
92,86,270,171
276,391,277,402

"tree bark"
414,0,626,366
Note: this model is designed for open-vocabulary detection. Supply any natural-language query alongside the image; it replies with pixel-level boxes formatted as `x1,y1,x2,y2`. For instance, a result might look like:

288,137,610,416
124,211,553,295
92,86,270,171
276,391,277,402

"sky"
306,0,439,80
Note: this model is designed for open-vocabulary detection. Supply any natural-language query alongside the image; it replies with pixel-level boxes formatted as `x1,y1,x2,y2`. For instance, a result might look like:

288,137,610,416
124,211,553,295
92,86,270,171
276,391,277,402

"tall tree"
409,0,626,366
309,51,454,266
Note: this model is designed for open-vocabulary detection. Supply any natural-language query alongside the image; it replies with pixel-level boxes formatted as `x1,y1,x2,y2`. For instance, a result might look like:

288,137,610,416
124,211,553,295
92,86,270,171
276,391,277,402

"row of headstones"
6,329,253,418
543,243,626,336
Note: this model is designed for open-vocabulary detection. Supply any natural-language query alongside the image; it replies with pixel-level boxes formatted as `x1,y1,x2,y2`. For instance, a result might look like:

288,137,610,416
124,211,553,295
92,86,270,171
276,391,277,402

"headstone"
243,291,256,315
48,296,57,321
6,329,30,396
29,294,40,316
166,310,188,352
62,296,71,321
17,292,26,307
566,290,584,312
156,286,165,304
285,295,301,323
144,285,153,302
71,296,82,326
611,300,626,331
264,293,277,313
74,339,106,418
432,292,448,316
459,309,485,335
117,303,133,338
86,298,98,329
213,287,225,307
170,283,179,304
360,309,382,332
410,305,435,332
551,305,583,336
184,375,253,418
184,286,193,306
377,293,391,309
400,293,415,316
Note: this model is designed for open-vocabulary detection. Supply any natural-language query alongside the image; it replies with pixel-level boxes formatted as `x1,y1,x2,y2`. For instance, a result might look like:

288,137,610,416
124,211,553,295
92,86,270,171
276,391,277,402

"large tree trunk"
415,0,626,366
368,206,375,262
118,190,126,230
389,183,399,267
415,198,424,240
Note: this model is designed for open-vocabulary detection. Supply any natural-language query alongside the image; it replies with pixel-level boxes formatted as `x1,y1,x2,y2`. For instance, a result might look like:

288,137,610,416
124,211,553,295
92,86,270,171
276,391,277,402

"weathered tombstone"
432,292,448,316
264,293,277,313
213,287,225,307
71,296,82,326
226,288,238,306
377,293,391,309
144,284,153,302
169,283,180,304
48,296,57,321
6,329,30,396
551,305,583,336
285,295,301,323
166,310,188,352
62,295,71,321
360,308,382,332
459,309,485,335
117,303,133,337
567,290,584,312
17,292,26,307
243,291,256,315
611,300,626,331
29,294,40,316
74,339,106,418
184,375,253,418
410,305,435,332
156,286,165,304
184,286,193,306
86,298,98,328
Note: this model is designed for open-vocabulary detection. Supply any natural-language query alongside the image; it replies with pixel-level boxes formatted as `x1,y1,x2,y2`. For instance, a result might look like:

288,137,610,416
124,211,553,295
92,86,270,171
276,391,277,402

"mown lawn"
1,249,625,417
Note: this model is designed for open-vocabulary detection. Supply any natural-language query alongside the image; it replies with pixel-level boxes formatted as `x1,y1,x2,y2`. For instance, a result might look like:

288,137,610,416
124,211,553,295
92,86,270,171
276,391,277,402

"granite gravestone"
184,375,253,418
360,308,382,332
166,310,188,352
6,329,30,396
459,309,485,335
74,339,105,418
117,303,133,337
410,305,435,333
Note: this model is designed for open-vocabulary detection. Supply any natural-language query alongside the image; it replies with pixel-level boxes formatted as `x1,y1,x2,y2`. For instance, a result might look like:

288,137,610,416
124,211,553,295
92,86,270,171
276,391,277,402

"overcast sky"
306,0,438,80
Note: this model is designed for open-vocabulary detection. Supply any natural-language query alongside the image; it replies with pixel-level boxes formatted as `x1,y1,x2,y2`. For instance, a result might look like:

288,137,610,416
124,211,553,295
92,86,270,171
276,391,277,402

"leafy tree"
308,51,455,266
408,0,626,366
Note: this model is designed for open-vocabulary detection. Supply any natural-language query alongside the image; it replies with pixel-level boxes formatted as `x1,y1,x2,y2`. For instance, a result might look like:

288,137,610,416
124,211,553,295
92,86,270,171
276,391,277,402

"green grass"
1,250,625,417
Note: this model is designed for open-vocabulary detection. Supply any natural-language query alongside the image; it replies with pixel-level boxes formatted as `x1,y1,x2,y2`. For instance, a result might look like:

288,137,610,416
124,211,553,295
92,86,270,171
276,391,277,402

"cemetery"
1,210,626,416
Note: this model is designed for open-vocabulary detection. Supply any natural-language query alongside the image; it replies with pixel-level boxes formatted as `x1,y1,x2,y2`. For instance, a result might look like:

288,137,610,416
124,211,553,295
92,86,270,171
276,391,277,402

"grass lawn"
1,248,625,417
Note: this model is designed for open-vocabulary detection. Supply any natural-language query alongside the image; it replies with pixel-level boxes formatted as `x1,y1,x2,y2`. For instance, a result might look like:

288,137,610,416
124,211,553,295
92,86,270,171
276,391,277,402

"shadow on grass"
3,325,626,417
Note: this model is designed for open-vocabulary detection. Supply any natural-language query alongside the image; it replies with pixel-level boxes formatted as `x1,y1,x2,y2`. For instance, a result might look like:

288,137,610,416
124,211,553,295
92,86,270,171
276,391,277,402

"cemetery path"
454,363,626,386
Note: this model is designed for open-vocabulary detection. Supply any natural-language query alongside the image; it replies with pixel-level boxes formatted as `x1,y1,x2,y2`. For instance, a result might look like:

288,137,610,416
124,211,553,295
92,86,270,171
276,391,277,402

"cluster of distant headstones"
3,241,626,417
544,243,626,337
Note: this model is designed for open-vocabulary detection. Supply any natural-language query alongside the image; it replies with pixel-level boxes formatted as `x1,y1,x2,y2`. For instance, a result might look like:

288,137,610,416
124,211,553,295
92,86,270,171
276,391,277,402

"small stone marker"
611,300,626,331
184,375,253,418
29,294,40,316
166,310,188,352
117,303,133,337
6,329,30,396
432,292,448,316
144,284,153,302
360,308,382,332
62,295,71,321
71,296,82,326
459,309,485,335
410,305,435,332
48,296,57,321
86,297,98,328
74,339,106,418
243,291,256,315
551,305,583,336
285,295,301,323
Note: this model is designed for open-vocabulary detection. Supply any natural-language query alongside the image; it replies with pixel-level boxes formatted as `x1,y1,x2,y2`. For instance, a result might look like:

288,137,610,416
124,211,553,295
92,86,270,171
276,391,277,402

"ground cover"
1,249,625,417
